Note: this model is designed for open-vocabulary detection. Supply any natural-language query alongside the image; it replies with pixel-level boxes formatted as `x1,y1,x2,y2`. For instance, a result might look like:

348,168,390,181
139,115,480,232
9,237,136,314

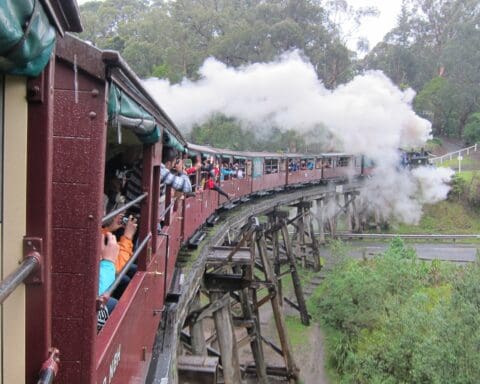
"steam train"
0,4,371,383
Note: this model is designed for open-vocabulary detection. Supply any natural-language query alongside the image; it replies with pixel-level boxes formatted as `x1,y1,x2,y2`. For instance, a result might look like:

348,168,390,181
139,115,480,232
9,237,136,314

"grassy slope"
390,200,480,234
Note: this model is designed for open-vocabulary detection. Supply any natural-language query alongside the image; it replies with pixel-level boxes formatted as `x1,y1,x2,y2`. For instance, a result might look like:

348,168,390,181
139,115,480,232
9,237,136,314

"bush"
310,238,480,383
462,112,480,144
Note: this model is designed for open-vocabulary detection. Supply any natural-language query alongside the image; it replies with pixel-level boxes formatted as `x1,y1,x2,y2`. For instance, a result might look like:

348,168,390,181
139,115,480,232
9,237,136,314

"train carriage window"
338,157,349,167
279,159,286,172
315,158,323,169
265,159,278,174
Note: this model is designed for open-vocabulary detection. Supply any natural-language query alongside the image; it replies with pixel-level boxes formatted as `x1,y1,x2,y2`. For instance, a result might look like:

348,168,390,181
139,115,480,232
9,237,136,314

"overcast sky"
351,0,402,50
76,0,402,53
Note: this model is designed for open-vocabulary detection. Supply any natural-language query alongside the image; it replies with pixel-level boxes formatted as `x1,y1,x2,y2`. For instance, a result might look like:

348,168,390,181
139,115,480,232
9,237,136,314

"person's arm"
99,260,116,295
99,233,119,295
115,216,137,272
160,164,192,193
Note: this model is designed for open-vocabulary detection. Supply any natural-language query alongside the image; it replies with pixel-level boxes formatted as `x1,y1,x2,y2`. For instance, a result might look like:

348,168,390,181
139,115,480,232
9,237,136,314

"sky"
76,0,403,54
349,0,403,52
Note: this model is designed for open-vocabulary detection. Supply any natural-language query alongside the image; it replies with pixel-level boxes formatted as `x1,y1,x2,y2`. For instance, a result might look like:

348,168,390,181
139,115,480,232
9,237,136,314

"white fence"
430,143,478,164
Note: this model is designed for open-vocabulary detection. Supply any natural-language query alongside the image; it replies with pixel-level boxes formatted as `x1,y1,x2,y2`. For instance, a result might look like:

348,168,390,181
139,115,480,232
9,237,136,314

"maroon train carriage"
249,152,289,193
0,1,82,383
28,33,191,384
286,154,319,185
213,148,252,204
320,153,357,181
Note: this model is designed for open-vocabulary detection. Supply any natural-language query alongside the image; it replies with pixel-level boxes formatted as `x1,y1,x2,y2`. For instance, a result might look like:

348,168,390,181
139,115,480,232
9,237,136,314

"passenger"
101,208,138,274
237,166,244,179
221,164,234,181
289,160,299,172
124,146,194,207
161,147,193,194
101,195,138,299
205,170,232,200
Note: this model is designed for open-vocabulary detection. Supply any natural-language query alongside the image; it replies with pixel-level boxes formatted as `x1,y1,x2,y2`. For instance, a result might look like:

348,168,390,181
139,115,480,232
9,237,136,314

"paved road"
324,241,478,264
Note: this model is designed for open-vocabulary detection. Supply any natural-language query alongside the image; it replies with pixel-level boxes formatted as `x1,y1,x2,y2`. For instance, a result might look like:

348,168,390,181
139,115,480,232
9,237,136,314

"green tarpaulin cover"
0,0,57,76
163,131,185,153
108,84,161,144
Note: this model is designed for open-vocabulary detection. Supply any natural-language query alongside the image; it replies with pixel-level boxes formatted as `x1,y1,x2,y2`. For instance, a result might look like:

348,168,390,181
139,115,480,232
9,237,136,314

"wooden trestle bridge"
146,182,365,384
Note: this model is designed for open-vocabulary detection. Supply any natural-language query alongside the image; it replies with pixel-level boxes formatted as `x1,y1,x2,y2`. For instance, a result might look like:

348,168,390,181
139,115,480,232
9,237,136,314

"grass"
285,315,310,347
455,170,480,183
388,200,480,234
437,156,476,169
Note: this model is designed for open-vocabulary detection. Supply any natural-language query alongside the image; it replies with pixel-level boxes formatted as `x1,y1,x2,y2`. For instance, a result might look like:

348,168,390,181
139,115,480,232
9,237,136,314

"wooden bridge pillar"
209,289,242,384
256,232,300,382
316,197,325,243
289,201,321,271
189,291,207,356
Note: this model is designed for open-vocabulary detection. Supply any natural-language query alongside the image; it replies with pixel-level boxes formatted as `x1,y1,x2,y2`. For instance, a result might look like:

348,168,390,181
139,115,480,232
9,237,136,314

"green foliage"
78,0,377,86
463,112,480,144
392,200,480,234
311,237,480,383
189,114,257,150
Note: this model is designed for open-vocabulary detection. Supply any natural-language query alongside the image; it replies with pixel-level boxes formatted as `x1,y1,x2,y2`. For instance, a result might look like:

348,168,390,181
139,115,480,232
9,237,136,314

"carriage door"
1,75,29,384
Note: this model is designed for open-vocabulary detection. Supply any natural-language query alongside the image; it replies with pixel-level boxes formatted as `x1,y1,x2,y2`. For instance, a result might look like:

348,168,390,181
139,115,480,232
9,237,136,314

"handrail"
159,200,176,221
335,233,479,241
0,255,40,305
101,192,148,225
37,348,60,384
101,232,152,298
430,143,478,164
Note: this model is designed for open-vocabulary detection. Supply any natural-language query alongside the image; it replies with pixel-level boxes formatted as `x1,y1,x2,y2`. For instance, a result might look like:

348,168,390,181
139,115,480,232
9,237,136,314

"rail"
101,192,148,225
159,200,176,221
335,233,480,243
37,348,60,384
0,255,40,305
430,143,478,164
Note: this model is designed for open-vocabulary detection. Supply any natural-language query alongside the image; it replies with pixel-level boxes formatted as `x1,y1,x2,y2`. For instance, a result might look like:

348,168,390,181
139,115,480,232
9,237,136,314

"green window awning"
108,84,161,144
0,0,57,76
163,131,185,153
187,148,199,156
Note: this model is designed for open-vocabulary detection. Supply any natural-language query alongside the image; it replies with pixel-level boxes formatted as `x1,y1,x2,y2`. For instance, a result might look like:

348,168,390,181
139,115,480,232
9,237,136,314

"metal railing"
430,143,478,164
37,348,60,384
335,233,480,243
0,254,40,305
102,192,148,225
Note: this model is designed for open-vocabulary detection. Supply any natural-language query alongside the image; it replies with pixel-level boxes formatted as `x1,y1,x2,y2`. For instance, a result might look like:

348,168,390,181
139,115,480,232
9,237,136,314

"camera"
121,213,140,225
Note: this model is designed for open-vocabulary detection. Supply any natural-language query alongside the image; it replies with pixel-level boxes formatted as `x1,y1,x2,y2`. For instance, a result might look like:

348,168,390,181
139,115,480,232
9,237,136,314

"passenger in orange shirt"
102,210,138,273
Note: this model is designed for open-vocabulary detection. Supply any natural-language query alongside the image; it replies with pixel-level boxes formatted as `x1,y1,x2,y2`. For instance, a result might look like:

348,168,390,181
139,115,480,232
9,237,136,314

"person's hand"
123,215,138,240
101,233,119,263
106,213,123,232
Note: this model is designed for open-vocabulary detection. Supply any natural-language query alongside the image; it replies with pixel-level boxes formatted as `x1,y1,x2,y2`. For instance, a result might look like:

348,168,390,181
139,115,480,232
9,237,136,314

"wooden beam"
210,291,242,384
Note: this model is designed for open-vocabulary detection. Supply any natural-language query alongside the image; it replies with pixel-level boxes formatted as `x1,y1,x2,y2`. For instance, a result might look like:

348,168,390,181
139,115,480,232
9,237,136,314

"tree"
463,113,480,144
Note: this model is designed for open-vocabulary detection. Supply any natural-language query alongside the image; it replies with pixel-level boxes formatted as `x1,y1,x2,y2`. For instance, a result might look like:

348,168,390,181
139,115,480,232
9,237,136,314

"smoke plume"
143,51,453,224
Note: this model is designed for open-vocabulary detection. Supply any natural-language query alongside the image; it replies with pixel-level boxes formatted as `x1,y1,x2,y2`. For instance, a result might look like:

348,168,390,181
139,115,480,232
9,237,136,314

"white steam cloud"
143,51,453,224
